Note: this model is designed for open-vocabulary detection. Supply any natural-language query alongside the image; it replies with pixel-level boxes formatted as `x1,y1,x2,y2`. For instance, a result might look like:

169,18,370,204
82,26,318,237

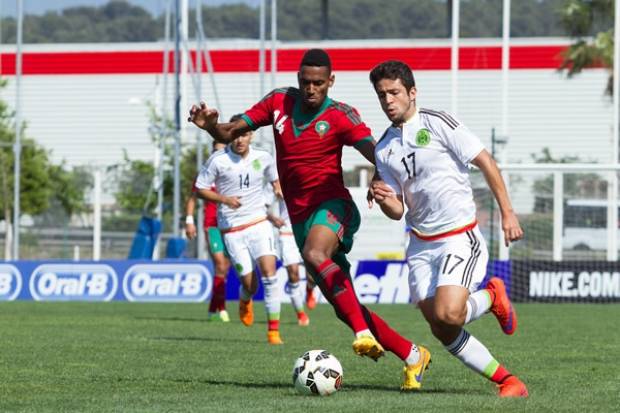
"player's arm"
196,188,241,209
184,194,198,239
471,149,523,246
270,179,283,199
371,180,404,220
187,102,252,143
354,138,376,166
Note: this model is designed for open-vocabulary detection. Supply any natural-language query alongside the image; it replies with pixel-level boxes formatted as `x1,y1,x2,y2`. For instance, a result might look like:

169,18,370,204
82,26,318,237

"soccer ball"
292,350,343,396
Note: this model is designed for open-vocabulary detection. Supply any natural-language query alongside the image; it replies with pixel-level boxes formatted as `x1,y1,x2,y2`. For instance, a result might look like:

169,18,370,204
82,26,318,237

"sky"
0,0,261,17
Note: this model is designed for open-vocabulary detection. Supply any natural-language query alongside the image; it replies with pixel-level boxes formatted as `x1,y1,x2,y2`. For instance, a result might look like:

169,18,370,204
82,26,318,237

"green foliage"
559,0,615,93
0,0,575,43
109,152,158,215
0,79,52,221
108,100,210,224
0,79,92,238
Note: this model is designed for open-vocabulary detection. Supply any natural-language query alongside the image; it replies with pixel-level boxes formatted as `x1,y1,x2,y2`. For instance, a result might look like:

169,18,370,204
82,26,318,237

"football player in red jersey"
189,49,430,390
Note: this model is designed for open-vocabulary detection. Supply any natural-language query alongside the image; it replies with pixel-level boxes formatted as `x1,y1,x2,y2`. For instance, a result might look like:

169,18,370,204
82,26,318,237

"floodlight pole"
269,0,277,155
173,0,182,238
450,0,459,116
12,0,23,260
498,0,511,261
195,0,206,259
258,0,266,149
608,0,620,261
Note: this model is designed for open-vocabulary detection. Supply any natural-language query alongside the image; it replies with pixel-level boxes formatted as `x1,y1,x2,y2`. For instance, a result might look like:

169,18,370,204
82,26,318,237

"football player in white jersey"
195,115,284,345
369,60,528,397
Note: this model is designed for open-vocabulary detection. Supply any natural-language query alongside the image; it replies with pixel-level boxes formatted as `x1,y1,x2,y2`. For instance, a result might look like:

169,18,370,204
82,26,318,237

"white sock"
355,329,373,339
465,289,492,324
287,281,305,313
405,344,421,365
239,285,252,301
261,276,281,322
445,329,499,378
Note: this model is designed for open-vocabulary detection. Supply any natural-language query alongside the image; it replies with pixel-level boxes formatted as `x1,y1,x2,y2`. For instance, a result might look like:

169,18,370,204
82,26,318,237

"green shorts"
292,199,360,278
206,227,227,256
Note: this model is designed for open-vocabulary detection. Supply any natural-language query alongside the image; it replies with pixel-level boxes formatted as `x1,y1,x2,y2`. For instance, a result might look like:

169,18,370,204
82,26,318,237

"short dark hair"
300,48,332,72
229,113,244,123
369,60,415,90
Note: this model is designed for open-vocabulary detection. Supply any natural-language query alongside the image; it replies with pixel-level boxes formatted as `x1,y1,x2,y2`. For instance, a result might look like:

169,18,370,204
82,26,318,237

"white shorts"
223,220,277,276
278,232,303,267
406,225,489,304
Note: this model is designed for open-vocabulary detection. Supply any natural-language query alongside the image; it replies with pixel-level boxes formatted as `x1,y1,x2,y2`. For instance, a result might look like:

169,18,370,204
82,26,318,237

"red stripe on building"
0,45,569,75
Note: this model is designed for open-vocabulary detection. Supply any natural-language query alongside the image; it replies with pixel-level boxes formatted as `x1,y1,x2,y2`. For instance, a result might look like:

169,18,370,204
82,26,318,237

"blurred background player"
185,141,231,322
188,49,431,391
265,187,310,326
194,114,284,345
370,60,528,397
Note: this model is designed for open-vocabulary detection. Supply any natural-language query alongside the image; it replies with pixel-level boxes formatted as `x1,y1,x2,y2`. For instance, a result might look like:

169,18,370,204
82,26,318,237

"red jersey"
242,87,373,223
192,180,218,228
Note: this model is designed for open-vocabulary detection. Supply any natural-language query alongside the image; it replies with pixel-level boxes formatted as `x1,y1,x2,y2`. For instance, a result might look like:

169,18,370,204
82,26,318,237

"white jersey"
375,108,484,236
263,185,293,233
196,146,278,229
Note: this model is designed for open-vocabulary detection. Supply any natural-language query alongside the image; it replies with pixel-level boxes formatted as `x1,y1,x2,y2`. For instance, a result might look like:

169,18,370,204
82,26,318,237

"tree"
33,164,93,228
0,80,52,259
559,0,615,93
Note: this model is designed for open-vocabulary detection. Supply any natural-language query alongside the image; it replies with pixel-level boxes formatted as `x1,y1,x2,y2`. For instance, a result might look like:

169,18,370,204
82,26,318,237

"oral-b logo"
29,264,117,301
0,264,22,301
123,264,212,302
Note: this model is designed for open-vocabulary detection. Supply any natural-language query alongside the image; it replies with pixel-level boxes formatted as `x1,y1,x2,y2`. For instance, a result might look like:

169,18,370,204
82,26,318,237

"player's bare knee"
215,263,229,275
287,268,300,283
302,247,328,269
434,306,466,328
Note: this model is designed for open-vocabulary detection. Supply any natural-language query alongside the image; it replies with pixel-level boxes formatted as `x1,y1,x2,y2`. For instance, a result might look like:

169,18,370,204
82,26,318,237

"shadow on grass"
135,316,206,323
169,378,485,395
135,317,303,326
151,336,260,344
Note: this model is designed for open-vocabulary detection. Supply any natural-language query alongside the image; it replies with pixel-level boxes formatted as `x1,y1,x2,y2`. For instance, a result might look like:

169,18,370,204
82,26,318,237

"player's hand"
370,180,396,205
501,211,523,247
188,101,219,131
367,171,383,208
268,215,285,228
223,196,241,209
185,223,197,240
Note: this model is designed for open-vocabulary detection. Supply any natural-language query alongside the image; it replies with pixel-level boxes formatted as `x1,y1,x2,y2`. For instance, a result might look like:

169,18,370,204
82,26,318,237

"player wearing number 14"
195,116,284,345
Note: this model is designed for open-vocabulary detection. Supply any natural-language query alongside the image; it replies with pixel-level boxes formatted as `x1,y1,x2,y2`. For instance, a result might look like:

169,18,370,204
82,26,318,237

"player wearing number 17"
370,60,528,397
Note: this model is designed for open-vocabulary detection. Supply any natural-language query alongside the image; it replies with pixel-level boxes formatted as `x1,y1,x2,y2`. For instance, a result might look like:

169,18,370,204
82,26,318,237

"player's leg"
223,230,255,326
418,228,527,397
305,273,317,310
301,213,383,358
280,233,309,325
206,227,230,322
298,199,424,366
251,221,283,344
465,276,518,335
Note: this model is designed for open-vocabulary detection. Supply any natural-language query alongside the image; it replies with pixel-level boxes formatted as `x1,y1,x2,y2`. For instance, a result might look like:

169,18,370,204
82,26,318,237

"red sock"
362,308,413,361
209,276,226,313
490,365,512,384
268,319,279,331
316,259,368,334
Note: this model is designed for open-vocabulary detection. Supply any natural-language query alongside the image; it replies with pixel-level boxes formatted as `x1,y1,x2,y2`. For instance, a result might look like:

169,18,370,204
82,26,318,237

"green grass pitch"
0,302,618,412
